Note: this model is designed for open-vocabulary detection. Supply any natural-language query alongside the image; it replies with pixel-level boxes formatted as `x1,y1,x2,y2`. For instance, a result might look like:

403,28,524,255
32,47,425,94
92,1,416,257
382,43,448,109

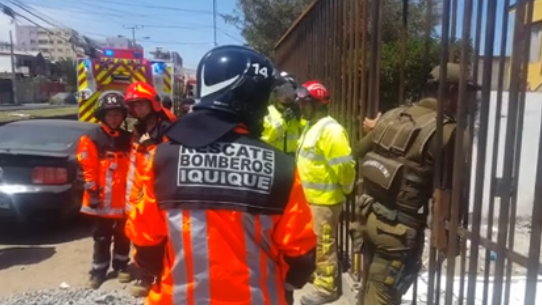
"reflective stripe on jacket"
125,117,173,214
126,130,317,305
261,105,304,153
77,125,131,218
296,116,356,204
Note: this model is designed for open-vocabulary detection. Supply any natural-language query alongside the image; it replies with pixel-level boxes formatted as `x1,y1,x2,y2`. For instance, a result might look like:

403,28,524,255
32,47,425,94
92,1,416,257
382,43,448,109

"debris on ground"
0,288,144,305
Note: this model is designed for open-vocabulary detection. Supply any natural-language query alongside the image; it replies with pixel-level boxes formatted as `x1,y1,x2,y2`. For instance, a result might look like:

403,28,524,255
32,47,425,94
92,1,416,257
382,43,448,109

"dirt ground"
0,220,349,305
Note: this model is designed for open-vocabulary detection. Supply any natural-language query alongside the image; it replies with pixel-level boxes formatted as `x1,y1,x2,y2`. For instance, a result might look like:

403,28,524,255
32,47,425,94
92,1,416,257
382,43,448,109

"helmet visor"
274,83,296,103
296,86,312,101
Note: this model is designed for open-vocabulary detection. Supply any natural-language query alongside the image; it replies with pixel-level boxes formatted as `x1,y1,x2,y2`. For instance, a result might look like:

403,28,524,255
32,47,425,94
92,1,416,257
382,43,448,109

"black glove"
283,107,296,122
88,189,101,209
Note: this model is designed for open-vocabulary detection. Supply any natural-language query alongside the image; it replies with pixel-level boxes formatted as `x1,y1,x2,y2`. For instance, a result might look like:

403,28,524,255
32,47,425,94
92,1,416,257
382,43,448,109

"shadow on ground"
0,246,56,270
0,215,92,245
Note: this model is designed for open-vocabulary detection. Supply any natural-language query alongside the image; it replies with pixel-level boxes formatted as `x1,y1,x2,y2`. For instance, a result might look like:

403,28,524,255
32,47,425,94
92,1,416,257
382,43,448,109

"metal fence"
275,0,541,304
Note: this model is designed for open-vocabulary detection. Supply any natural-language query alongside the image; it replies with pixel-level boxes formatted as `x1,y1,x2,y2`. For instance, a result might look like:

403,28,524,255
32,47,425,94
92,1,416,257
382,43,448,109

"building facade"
510,0,542,91
15,24,78,61
96,36,141,49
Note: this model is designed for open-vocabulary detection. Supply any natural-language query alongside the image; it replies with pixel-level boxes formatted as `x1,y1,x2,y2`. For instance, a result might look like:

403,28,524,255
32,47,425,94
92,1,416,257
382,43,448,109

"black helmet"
273,71,298,103
278,71,298,88
162,95,173,109
94,91,128,122
193,45,276,123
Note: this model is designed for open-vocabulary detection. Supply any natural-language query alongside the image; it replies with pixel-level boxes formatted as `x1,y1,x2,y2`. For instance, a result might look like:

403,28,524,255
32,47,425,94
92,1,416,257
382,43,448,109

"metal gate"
275,0,542,304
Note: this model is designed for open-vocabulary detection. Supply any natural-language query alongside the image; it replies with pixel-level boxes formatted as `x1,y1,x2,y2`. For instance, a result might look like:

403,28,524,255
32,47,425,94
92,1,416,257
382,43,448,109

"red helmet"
296,80,330,104
124,81,162,112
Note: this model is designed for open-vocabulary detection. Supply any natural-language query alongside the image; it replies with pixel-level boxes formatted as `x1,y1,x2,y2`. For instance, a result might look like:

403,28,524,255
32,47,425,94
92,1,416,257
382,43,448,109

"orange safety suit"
125,110,175,214
77,124,132,218
125,127,317,305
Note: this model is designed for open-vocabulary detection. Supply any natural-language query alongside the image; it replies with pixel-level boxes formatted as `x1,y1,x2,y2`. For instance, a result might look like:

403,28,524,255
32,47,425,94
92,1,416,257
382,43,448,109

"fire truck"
76,48,174,122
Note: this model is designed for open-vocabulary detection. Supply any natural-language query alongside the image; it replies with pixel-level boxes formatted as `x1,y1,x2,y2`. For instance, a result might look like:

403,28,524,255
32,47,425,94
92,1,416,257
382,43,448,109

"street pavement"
0,103,73,111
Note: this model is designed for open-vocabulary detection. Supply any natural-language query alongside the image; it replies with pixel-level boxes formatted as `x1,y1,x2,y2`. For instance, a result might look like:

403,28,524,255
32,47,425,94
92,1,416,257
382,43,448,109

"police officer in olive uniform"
351,63,480,305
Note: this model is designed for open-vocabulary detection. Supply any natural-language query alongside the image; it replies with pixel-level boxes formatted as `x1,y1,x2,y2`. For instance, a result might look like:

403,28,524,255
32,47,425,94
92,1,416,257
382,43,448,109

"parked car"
0,119,98,223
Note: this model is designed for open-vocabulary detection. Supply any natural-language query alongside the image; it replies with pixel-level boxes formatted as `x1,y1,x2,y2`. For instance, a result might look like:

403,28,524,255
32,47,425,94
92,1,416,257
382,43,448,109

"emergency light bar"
152,62,166,74
101,48,144,60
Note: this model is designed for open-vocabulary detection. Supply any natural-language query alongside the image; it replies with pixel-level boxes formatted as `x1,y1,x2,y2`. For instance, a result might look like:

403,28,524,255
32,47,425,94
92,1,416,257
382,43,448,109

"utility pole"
123,25,144,45
213,0,217,46
9,30,18,105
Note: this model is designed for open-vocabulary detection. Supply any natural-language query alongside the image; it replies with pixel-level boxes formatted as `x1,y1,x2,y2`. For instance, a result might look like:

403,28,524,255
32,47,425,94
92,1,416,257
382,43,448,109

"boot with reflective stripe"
300,289,339,305
86,269,107,290
115,267,132,283
130,276,153,297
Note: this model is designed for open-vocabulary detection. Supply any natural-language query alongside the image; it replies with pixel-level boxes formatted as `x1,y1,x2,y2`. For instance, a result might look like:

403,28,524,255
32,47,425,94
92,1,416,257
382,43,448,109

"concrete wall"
470,91,542,219
476,57,510,90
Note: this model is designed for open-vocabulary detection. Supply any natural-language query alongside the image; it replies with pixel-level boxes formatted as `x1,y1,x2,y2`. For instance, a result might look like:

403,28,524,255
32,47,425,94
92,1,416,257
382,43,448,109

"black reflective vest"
153,132,296,214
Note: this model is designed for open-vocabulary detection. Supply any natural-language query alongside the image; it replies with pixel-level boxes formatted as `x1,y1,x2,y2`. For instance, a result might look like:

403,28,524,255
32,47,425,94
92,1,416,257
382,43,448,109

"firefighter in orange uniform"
125,45,317,305
77,92,132,289
123,81,176,297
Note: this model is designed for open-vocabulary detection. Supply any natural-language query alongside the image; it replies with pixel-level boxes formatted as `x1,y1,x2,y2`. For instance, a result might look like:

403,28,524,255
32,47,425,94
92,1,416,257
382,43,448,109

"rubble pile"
0,288,143,305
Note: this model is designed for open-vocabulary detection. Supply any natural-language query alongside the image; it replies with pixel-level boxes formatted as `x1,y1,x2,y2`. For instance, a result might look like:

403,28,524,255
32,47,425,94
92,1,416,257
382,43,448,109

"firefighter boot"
86,270,107,290
300,290,339,305
130,276,153,297
115,267,131,284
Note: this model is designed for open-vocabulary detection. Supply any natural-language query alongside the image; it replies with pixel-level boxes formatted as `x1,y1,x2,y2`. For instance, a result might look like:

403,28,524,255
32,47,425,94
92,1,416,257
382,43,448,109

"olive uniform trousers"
309,203,343,295
361,211,424,305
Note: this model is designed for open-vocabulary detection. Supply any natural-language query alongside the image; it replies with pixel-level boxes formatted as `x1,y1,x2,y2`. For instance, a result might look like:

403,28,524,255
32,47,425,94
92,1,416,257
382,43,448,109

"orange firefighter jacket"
125,115,174,215
125,128,317,305
77,124,132,218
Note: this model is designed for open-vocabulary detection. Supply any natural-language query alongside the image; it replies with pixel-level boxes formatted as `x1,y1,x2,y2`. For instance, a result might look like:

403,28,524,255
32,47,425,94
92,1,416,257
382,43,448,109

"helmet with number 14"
192,45,276,139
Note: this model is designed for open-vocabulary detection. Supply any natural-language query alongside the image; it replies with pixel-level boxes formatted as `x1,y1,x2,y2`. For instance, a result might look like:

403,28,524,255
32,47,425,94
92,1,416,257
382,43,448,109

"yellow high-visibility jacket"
296,116,356,205
261,105,305,153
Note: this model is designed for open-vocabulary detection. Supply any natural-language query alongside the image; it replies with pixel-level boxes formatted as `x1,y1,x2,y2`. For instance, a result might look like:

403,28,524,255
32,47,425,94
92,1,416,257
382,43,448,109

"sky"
450,0,515,56
0,0,520,67
0,0,244,68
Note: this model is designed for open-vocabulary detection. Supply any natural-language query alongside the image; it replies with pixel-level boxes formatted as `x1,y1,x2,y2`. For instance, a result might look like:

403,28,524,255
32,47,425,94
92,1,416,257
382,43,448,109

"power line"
85,0,213,14
213,0,217,46
144,40,211,46
123,24,144,45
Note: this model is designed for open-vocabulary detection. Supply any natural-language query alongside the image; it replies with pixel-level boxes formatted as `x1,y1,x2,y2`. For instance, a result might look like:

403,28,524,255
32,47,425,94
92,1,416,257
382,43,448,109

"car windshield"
0,124,89,152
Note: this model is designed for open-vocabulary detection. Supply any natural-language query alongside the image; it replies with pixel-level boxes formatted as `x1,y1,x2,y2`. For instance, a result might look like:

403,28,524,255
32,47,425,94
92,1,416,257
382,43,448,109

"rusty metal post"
444,0,473,303
368,0,382,117
398,0,408,105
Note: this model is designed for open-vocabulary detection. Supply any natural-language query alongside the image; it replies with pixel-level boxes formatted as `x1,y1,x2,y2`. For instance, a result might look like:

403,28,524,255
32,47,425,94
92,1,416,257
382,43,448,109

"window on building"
57,49,63,52
529,22,542,63
30,39,36,44
38,39,48,44
57,40,63,44
40,48,49,52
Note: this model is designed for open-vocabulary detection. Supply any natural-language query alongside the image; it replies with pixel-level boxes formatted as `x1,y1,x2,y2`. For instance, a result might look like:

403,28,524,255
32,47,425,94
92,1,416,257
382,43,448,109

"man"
261,71,304,154
125,45,317,305
161,95,173,111
180,97,195,115
352,63,480,304
296,80,357,305
123,81,176,297
77,92,132,289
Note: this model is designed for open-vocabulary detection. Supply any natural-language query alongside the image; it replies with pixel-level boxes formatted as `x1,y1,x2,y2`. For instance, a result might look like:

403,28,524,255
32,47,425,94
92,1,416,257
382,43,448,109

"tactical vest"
361,101,456,215
153,133,296,215
87,126,132,158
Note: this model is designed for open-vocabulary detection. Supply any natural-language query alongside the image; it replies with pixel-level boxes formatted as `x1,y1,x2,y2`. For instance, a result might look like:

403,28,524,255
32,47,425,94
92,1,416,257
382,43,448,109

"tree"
53,58,77,91
222,0,313,57
223,0,441,58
